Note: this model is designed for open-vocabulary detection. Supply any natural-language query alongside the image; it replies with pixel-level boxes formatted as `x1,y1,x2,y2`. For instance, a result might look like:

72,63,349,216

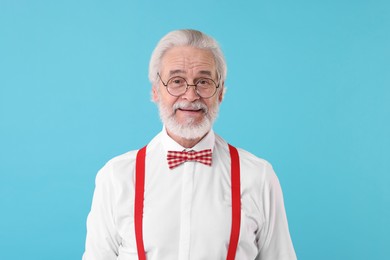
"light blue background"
1,0,389,259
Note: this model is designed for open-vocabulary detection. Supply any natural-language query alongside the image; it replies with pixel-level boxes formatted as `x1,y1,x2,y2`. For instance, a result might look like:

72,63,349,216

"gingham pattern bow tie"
167,149,212,169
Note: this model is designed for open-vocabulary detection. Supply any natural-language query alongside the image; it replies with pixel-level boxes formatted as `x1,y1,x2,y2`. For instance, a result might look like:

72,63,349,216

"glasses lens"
196,78,217,98
167,77,187,96
165,76,218,98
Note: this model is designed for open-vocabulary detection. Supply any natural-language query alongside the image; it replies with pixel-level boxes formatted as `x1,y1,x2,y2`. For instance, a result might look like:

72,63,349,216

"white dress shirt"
83,129,297,260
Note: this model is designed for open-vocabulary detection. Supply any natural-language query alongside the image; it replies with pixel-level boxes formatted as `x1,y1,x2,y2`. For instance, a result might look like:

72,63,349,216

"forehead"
160,46,216,76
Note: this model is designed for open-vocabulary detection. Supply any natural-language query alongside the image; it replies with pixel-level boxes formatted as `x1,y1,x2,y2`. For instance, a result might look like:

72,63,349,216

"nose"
181,84,200,102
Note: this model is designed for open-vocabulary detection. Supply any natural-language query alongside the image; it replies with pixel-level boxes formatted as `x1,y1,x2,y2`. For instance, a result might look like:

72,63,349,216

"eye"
168,77,186,87
197,78,212,87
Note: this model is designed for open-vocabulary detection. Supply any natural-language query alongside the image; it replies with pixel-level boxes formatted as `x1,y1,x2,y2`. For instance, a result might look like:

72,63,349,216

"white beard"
157,99,219,140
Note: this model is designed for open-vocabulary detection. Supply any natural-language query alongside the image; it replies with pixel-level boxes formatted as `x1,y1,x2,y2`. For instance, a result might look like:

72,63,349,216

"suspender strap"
134,146,147,260
226,144,241,260
134,144,241,260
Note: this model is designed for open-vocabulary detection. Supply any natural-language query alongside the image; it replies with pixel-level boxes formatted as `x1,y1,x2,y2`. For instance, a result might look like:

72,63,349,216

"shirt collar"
161,126,215,153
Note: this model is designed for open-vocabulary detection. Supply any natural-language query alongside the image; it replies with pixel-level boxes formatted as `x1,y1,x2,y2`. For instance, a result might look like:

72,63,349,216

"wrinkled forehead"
160,46,217,78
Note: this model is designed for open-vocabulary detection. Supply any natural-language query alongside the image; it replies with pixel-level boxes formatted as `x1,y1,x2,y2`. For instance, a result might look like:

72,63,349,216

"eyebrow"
168,70,213,77
168,70,185,77
198,70,212,77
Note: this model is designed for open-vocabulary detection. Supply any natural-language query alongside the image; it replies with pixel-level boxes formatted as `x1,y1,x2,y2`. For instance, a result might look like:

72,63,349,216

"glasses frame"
157,73,220,99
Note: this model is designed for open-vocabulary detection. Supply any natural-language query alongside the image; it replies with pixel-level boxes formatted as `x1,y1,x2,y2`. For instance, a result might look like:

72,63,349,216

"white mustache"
173,101,208,113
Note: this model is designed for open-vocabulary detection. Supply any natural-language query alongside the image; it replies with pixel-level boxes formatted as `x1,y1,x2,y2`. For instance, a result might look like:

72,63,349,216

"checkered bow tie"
167,149,213,169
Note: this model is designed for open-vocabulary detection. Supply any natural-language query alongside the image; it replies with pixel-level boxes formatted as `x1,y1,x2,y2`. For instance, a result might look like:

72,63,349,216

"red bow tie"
167,149,212,169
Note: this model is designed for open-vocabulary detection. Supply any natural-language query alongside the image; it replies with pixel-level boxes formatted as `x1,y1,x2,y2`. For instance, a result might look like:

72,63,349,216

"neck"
166,129,208,148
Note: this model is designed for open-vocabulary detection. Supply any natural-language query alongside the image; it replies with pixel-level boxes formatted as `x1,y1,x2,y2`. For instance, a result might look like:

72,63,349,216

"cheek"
155,86,175,105
205,97,219,109
160,94,178,109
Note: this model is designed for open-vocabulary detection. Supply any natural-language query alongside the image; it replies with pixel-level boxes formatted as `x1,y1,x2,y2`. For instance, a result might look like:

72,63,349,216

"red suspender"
134,144,241,260
134,146,147,260
226,144,241,260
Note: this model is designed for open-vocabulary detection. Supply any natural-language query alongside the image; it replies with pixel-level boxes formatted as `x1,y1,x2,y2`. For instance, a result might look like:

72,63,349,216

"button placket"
177,161,195,260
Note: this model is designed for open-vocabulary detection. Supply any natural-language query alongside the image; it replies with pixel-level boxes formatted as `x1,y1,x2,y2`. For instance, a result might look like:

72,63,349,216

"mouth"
177,108,204,113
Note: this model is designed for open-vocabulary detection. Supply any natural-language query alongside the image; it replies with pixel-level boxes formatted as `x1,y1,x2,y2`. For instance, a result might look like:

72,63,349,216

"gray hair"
148,29,227,85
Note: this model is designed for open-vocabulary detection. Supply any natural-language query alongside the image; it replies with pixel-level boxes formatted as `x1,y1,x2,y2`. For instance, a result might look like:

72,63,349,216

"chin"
166,119,211,140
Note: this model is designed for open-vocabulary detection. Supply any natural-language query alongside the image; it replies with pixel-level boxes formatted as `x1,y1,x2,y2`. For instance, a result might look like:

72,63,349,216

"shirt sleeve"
83,163,121,260
257,163,297,260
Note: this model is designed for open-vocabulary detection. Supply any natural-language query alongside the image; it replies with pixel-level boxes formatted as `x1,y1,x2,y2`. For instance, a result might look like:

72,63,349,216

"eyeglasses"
157,73,220,99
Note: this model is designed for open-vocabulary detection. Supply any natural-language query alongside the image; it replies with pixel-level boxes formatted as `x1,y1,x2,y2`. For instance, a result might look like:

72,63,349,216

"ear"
218,82,225,103
152,85,159,102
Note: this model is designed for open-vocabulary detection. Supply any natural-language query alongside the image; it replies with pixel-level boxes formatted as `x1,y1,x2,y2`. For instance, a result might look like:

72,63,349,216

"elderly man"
83,29,297,260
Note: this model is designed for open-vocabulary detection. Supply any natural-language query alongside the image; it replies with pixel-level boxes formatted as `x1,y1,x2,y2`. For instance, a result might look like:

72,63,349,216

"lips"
178,108,203,112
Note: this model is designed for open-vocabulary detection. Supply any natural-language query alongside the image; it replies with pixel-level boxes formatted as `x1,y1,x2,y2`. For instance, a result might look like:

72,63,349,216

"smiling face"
152,46,224,144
